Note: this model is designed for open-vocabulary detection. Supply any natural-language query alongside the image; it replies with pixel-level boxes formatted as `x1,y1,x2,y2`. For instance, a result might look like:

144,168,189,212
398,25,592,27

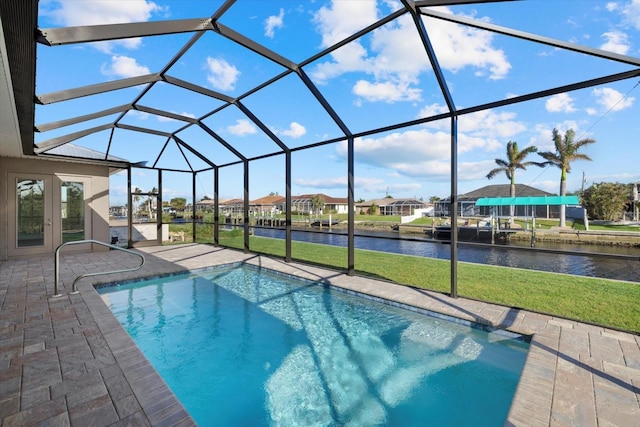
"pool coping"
1,244,639,425
96,261,529,343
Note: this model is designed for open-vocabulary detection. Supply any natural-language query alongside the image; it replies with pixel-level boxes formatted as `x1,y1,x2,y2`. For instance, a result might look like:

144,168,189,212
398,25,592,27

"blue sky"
35,0,640,206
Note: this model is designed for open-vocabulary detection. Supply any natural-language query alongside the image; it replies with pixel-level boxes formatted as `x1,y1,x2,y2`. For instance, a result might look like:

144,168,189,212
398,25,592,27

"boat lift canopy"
475,195,580,206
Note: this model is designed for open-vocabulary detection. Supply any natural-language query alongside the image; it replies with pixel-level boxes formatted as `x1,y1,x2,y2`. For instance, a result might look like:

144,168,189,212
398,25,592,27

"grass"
584,223,640,232
214,230,640,333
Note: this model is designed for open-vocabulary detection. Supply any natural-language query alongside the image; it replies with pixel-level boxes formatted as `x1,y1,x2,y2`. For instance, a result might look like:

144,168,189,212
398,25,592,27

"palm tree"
486,141,545,217
310,194,325,217
147,187,158,220
132,187,142,219
538,128,595,227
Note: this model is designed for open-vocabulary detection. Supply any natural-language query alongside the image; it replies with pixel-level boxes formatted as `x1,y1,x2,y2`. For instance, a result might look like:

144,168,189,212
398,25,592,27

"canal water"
252,227,640,283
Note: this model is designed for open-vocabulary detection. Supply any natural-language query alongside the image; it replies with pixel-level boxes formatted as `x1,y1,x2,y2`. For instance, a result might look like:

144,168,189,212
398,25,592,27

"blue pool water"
98,265,529,426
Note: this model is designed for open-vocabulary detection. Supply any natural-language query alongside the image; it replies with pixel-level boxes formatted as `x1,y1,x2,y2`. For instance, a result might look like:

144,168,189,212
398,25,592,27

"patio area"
1,244,639,425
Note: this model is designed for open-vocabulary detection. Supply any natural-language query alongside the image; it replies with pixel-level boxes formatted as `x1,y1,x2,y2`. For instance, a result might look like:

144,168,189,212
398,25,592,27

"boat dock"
426,225,519,243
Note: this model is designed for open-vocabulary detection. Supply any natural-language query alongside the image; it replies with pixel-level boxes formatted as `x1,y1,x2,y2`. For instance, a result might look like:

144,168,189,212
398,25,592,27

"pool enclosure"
1,1,639,296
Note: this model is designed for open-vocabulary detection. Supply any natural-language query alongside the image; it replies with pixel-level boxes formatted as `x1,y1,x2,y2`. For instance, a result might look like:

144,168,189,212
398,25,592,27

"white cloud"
457,109,526,141
421,106,525,144
101,55,150,78
592,87,635,112
205,57,240,91
530,179,560,195
180,111,196,119
353,80,422,103
606,2,619,12
335,129,453,181
42,0,166,52
591,171,640,182
227,119,257,136
529,122,590,152
357,177,422,195
313,0,379,48
621,0,640,30
600,31,630,54
311,4,510,105
527,125,555,152
294,176,422,195
295,177,345,189
330,102,528,182
545,93,577,113
416,11,510,80
280,122,307,139
418,103,449,118
555,120,581,134
128,110,150,120
44,0,165,26
264,8,285,38
311,43,371,83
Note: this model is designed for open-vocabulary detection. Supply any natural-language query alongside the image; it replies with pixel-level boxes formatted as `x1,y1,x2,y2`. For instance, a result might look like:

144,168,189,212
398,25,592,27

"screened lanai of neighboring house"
379,199,428,216
1,0,640,293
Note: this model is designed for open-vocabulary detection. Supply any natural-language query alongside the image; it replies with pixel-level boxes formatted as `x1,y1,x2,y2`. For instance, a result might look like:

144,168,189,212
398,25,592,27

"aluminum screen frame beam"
450,116,459,298
37,18,213,46
35,104,132,132
404,0,459,296
198,122,246,162
164,75,235,103
35,123,114,153
135,106,199,124
212,21,297,71
403,0,456,113
36,74,161,104
173,136,217,169
420,8,640,67
296,68,356,274
116,123,172,138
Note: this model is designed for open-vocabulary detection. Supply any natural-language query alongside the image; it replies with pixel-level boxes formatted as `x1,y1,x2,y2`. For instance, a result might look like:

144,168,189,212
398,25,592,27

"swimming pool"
98,264,529,426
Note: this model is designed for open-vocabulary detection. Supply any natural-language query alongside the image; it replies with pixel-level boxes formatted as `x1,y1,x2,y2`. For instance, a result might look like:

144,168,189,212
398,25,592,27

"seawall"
510,229,640,247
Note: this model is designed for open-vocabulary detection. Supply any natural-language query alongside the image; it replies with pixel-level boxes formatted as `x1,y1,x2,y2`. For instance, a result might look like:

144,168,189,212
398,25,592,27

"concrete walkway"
1,244,638,425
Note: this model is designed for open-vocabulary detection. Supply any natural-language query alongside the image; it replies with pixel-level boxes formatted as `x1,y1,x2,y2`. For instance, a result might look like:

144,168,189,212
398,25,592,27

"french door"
8,173,92,257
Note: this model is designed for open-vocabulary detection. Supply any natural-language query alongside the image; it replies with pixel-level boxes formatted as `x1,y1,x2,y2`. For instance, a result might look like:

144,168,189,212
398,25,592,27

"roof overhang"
0,0,37,157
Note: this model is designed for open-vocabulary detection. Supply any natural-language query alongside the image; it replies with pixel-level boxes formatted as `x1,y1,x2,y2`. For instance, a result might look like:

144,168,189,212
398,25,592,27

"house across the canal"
434,184,570,219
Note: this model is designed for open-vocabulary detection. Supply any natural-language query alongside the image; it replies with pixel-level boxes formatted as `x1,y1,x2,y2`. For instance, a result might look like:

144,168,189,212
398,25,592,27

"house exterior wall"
0,156,110,260
327,203,349,214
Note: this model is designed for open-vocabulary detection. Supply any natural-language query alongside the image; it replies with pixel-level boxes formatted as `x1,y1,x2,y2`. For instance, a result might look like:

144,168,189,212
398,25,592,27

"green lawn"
213,231,640,334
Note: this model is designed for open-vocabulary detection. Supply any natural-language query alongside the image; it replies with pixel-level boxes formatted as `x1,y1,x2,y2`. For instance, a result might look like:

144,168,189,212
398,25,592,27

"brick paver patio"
1,244,638,425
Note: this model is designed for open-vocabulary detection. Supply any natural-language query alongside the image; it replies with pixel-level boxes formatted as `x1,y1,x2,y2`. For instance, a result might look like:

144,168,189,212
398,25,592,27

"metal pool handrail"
54,239,145,297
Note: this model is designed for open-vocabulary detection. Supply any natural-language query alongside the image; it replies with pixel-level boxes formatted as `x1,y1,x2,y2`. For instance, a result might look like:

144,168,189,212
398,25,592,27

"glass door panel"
17,178,46,247
9,173,53,256
61,181,85,243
